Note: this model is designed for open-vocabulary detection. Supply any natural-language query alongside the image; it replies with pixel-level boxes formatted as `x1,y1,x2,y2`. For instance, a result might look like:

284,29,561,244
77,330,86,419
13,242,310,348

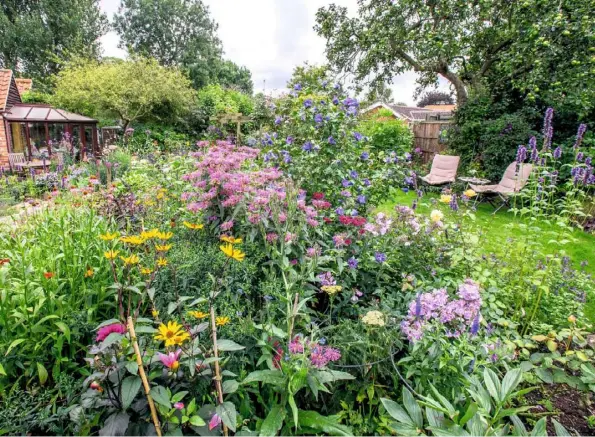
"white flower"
362,310,385,326
430,209,444,223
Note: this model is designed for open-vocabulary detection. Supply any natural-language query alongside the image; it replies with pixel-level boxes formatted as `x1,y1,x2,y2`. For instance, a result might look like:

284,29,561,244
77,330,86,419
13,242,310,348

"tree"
286,63,333,91
53,58,196,129
364,82,394,105
417,91,454,107
315,0,594,110
0,0,108,88
113,0,253,92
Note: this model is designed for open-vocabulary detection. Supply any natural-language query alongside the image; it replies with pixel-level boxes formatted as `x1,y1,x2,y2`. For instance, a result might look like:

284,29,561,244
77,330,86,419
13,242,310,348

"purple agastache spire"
516,145,527,163
449,194,459,211
553,146,562,160
542,107,554,151
573,124,587,151
415,293,422,318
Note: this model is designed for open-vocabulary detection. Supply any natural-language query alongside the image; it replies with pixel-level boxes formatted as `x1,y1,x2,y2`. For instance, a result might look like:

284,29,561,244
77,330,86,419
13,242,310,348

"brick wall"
0,118,9,168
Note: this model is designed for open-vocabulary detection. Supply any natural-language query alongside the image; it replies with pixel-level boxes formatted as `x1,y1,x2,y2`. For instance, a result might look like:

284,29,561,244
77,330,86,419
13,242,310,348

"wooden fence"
412,121,451,163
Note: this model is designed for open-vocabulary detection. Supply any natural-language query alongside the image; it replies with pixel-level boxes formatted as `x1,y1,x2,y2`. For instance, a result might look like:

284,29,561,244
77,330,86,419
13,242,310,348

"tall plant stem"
127,317,162,436
209,305,229,437
287,292,299,343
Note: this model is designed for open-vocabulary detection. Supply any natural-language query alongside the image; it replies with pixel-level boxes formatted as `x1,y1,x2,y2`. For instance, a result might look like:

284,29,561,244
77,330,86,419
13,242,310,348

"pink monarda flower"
96,323,126,342
174,402,184,410
306,247,320,258
209,413,222,430
278,212,287,223
158,349,182,370
220,220,234,231
266,233,279,243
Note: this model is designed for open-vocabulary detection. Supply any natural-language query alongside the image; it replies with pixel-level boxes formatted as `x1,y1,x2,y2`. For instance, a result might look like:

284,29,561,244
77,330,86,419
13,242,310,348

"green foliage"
195,84,255,136
358,110,413,155
52,57,196,129
0,0,108,89
417,91,454,108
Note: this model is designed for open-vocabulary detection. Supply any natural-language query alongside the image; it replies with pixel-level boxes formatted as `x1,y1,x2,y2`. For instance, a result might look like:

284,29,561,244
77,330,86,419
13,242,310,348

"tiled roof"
0,69,13,111
386,105,433,119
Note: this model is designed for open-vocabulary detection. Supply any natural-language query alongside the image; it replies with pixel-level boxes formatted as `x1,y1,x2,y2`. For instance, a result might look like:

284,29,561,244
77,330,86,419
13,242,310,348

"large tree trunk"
439,70,468,106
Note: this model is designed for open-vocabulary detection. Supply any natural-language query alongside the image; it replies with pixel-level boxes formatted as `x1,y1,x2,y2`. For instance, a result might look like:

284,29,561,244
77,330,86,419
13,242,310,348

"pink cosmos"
157,349,182,369
96,323,126,342
209,413,222,430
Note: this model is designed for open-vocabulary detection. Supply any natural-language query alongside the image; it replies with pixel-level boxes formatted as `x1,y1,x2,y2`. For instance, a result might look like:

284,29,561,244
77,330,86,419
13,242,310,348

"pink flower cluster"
400,279,482,342
96,323,126,342
363,213,393,236
288,336,342,368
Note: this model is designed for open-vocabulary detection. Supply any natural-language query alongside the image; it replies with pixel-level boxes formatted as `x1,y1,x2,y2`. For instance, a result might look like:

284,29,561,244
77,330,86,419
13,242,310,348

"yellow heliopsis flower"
219,243,245,262
464,189,477,198
157,231,173,240
183,221,204,230
439,194,452,204
141,267,153,275
151,308,159,318
321,285,343,295
155,244,172,252
145,200,156,207
120,254,140,266
99,232,119,241
104,250,120,260
216,316,230,326
189,310,209,319
154,321,190,347
157,258,168,267
84,267,94,278
141,229,159,240
220,235,242,244
120,235,145,245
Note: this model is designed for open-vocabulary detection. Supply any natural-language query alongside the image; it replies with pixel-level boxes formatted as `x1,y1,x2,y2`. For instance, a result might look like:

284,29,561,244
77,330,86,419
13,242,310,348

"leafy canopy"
0,0,108,88
52,58,196,128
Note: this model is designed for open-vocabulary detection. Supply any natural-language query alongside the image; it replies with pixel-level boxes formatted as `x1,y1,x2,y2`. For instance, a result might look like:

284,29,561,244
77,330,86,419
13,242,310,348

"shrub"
358,108,413,155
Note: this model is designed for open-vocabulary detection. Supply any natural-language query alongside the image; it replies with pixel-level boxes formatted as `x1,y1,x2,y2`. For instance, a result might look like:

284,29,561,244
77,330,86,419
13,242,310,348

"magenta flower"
209,413,222,430
96,323,126,342
158,349,182,370
174,402,184,410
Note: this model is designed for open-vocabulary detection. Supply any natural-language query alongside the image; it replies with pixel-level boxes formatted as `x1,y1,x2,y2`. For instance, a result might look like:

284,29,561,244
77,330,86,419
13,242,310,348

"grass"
378,189,595,275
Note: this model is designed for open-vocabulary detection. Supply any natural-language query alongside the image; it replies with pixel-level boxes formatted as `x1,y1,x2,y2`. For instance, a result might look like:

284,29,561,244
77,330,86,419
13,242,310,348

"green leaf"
535,368,553,384
222,379,239,394
552,419,570,436
172,391,188,403
99,412,130,436
217,339,245,352
37,362,48,385
530,417,547,436
121,376,142,410
288,395,299,430
380,397,414,425
297,410,353,436
190,415,205,427
500,368,523,402
134,325,157,334
150,385,171,409
402,388,423,427
459,403,478,426
5,338,25,356
510,415,528,436
243,370,285,386
483,368,502,403
54,321,71,343
0,363,6,376
216,401,237,432
125,361,138,375
259,404,286,436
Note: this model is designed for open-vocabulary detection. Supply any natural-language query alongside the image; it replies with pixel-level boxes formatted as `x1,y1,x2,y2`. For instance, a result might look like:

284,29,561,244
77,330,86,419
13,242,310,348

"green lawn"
378,190,595,275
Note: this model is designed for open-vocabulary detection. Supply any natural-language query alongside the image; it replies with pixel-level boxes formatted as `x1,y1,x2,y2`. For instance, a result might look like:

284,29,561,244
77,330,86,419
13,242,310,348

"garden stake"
127,316,162,437
209,305,229,437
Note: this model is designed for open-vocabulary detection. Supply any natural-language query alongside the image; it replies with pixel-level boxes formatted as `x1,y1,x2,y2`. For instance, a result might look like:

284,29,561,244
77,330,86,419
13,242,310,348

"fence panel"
413,121,451,163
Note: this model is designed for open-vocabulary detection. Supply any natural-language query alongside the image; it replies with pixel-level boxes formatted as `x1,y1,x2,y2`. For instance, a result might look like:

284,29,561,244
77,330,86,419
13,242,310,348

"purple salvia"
577,152,584,162
516,145,527,163
553,146,562,160
573,124,587,151
530,145,539,163
415,293,422,319
542,107,554,151
449,194,459,211
470,313,480,336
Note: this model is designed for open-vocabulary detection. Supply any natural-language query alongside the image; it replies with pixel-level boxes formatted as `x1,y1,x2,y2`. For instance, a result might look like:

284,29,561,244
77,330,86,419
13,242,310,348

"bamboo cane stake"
209,305,229,437
127,316,162,437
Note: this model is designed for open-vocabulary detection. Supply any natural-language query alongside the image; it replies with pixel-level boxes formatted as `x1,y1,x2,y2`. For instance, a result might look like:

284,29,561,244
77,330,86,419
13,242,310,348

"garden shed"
0,69,99,168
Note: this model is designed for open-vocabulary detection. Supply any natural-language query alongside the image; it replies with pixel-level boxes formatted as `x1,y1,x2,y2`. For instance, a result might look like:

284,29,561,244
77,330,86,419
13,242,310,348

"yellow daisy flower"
219,243,245,262
439,194,452,204
183,221,204,230
104,250,120,260
216,316,230,326
154,321,190,347
157,231,173,240
99,232,119,241
189,310,209,319
464,189,477,198
430,210,444,223
120,254,140,266
157,258,168,267
220,235,242,245
141,267,153,275
120,235,145,245
155,244,172,252
151,308,159,318
141,229,159,240
84,267,94,278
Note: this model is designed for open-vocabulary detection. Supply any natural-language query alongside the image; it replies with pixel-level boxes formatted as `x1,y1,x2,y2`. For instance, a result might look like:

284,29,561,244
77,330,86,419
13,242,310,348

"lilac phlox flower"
318,271,336,286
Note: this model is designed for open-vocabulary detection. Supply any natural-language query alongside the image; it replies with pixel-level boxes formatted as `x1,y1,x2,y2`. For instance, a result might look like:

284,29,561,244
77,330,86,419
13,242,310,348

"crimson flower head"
312,192,325,200
96,323,127,342
323,217,333,224
43,272,55,279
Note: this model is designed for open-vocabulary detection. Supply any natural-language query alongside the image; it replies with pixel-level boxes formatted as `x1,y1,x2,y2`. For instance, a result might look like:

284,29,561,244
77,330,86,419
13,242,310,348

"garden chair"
419,154,460,188
470,162,533,213
8,153,26,176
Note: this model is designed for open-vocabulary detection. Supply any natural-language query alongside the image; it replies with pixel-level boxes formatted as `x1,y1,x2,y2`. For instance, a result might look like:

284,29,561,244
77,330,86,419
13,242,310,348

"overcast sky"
98,0,448,106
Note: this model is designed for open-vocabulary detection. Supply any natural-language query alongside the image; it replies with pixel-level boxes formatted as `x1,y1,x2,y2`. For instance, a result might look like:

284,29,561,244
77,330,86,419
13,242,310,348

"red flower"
345,238,352,246
323,217,333,224
43,272,55,279
339,215,352,225
312,192,325,200
351,216,367,227
0,258,9,266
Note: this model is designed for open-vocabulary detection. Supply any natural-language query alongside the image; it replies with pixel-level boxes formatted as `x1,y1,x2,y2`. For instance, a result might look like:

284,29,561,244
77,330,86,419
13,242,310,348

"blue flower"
374,252,387,263
304,99,313,108
294,83,302,91
314,113,323,123
247,137,257,146
357,195,366,204
332,97,339,105
281,150,292,164
350,170,359,179
360,152,369,160
342,179,353,187
363,178,371,187
286,136,294,144
470,313,480,336
321,80,328,88
343,97,359,107
302,141,313,152
328,136,336,145
335,207,344,215
347,106,358,116
334,83,341,90
264,151,277,162
274,116,282,125
347,257,358,270
353,132,363,141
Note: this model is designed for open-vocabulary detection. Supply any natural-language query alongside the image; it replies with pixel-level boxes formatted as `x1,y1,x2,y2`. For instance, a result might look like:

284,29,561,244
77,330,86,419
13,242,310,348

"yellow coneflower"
156,231,173,240
220,235,242,244
219,243,245,262
189,310,209,319
154,321,190,347
104,250,120,260
157,258,168,267
120,235,145,245
141,267,153,275
216,316,230,326
99,232,119,241
155,244,172,252
85,267,94,278
141,229,159,240
120,254,140,266
183,221,204,230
